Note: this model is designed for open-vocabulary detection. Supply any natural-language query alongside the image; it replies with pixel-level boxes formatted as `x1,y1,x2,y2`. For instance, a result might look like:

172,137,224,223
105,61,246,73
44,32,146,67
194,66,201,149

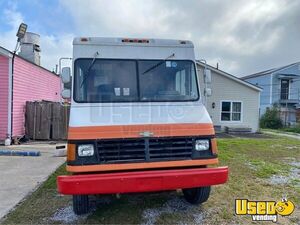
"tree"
260,106,283,129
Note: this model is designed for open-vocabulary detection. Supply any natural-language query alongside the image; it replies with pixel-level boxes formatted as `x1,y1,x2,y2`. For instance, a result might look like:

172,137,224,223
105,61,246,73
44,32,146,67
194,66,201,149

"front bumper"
57,166,228,195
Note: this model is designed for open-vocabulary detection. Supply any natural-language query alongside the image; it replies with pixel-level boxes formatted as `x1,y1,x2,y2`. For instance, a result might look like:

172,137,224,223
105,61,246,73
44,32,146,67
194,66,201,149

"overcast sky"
0,0,299,77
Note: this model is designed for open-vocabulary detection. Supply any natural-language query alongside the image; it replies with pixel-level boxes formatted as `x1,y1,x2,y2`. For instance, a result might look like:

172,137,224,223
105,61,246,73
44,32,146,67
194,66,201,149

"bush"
260,107,283,129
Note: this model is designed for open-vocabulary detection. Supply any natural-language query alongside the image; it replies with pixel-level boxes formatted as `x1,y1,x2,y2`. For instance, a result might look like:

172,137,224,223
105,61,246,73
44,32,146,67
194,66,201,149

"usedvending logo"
235,198,295,222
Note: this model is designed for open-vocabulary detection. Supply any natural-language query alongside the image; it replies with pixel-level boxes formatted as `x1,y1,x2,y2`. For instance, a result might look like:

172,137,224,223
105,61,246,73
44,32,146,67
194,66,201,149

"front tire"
73,195,89,215
182,186,211,204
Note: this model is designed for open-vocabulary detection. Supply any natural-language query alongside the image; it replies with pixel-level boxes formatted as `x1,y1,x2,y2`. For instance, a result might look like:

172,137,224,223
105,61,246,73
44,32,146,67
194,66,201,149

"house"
197,61,262,133
0,34,61,143
242,62,300,125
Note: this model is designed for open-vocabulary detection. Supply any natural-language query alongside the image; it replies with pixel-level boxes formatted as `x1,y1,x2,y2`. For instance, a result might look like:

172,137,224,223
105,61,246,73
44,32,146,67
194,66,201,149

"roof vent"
18,32,41,65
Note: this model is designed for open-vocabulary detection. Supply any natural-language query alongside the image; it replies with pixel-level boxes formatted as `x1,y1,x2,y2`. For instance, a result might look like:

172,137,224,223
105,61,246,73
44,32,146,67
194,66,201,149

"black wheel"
182,186,211,204
73,195,89,215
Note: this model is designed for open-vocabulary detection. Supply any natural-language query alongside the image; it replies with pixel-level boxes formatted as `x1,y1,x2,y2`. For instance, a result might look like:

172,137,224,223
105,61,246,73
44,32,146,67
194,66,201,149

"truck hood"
68,102,214,140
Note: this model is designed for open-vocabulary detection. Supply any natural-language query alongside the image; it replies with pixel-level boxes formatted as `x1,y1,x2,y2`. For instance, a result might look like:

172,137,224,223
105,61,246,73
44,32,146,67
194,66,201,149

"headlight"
195,140,210,151
78,144,94,156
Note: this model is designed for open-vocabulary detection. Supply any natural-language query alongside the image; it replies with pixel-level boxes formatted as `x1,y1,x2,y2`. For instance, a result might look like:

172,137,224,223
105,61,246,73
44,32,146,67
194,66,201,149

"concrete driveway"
0,143,66,219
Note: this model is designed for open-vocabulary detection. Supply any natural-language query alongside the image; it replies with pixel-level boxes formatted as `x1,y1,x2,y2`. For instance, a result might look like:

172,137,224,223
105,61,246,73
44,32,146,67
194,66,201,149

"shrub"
260,107,283,129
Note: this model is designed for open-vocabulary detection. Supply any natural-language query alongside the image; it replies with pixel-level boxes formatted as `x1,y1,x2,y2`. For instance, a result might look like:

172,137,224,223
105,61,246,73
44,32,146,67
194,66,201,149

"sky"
0,0,299,77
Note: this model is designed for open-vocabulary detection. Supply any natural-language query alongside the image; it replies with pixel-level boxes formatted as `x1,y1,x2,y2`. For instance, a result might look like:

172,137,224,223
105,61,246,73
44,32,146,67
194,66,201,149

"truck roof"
73,37,194,48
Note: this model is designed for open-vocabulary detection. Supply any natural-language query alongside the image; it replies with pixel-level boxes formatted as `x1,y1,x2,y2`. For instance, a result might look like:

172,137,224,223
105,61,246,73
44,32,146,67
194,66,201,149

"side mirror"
61,89,71,99
204,69,211,84
205,88,212,97
61,67,71,84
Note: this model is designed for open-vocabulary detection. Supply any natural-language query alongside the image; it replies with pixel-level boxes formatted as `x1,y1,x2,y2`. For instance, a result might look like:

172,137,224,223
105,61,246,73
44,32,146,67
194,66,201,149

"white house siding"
197,64,260,132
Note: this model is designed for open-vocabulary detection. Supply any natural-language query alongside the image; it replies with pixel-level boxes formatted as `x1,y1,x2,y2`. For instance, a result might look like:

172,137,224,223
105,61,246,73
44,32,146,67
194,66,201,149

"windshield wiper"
142,53,175,75
80,51,99,87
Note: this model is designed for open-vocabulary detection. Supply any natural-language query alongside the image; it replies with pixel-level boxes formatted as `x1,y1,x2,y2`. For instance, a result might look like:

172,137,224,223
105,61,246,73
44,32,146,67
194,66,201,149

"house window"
221,101,242,121
280,79,289,100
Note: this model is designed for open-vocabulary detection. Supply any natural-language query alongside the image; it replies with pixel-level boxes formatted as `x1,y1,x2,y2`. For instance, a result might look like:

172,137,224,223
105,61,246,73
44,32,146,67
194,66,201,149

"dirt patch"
289,162,300,167
141,197,204,225
268,161,300,187
193,212,205,224
245,162,257,171
50,206,88,224
285,146,299,150
49,196,113,224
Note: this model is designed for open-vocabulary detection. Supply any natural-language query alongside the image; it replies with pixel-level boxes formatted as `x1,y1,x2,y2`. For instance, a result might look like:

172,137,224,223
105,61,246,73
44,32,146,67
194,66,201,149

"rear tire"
73,195,89,215
182,186,211,204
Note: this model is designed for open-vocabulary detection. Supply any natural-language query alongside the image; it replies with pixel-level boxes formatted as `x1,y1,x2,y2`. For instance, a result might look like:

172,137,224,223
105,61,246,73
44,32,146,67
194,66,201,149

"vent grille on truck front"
97,137,194,163
98,139,145,163
148,138,193,160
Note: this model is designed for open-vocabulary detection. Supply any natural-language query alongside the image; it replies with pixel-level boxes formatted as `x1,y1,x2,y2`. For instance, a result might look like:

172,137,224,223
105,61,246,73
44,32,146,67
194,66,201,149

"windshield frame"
73,58,200,103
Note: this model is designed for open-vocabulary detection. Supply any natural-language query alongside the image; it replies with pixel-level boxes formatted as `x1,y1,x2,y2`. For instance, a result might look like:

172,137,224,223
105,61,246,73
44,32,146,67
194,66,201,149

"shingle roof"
196,60,262,92
242,62,300,80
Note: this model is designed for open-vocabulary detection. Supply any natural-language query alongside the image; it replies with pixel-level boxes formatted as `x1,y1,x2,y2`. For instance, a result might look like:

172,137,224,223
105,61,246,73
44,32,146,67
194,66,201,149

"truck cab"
57,37,228,215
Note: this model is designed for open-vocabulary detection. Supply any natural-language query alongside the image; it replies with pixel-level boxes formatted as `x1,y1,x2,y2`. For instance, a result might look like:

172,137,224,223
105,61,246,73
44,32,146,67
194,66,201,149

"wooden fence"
25,101,70,140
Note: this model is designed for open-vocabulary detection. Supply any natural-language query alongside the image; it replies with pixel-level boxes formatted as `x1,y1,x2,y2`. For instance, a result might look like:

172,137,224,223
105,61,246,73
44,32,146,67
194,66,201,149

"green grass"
249,159,291,178
281,126,300,134
2,136,300,225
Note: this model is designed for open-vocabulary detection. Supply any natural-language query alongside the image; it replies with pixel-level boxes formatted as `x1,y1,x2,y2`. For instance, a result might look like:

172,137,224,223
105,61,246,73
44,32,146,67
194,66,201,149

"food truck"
57,37,228,214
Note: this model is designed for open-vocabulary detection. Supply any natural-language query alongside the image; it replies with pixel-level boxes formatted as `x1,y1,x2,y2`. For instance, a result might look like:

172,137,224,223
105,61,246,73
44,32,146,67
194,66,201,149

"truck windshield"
74,59,199,102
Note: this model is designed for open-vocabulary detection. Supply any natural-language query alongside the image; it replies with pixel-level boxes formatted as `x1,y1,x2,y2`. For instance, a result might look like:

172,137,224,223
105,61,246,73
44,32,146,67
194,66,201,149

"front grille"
97,137,196,163
148,137,193,160
97,139,145,163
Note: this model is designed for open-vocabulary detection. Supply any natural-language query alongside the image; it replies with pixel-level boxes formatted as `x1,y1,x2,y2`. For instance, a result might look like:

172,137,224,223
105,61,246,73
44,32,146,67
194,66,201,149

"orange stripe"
68,123,215,140
67,158,218,173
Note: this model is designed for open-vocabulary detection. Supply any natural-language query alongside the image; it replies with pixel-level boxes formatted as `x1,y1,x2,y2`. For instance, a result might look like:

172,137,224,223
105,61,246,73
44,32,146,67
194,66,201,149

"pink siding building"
0,47,61,141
